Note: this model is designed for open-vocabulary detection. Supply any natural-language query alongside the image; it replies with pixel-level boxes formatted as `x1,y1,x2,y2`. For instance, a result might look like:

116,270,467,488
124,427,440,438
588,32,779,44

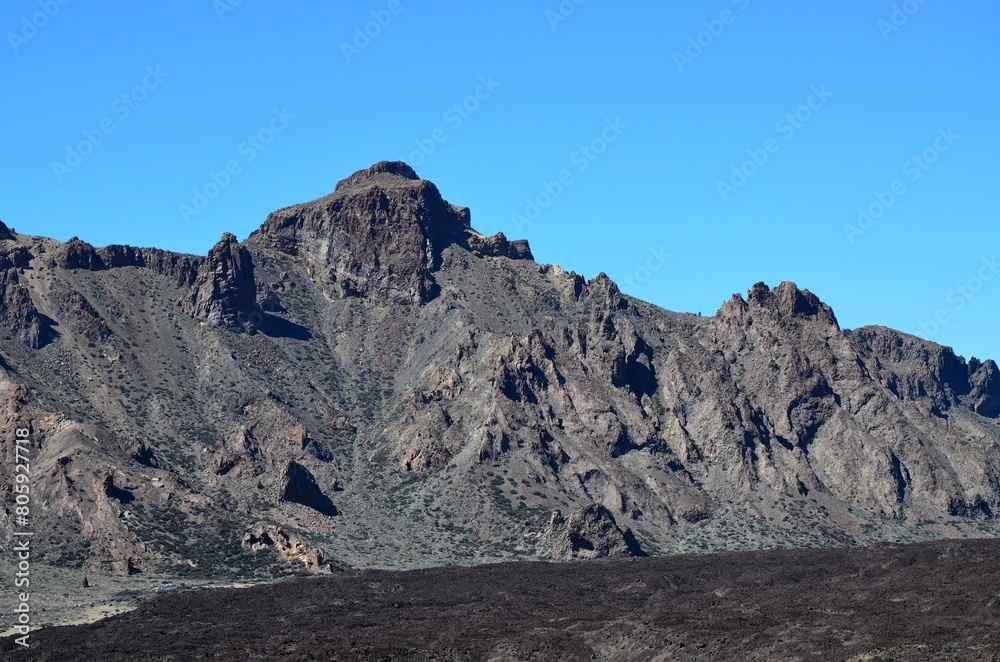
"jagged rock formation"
252,161,532,304
0,232,51,348
280,461,338,516
241,523,334,573
969,358,1000,417
51,236,200,285
540,504,644,559
0,270,51,349
186,232,260,330
0,162,998,578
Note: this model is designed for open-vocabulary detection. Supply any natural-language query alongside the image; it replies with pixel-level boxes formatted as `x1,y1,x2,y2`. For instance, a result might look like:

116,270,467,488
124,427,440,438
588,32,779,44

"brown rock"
540,504,644,559
242,523,333,573
0,269,52,348
280,461,338,516
187,233,261,330
0,163,997,580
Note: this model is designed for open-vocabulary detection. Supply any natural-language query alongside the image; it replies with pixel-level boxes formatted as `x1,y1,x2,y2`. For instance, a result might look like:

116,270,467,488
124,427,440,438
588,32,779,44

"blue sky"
2,1,998,362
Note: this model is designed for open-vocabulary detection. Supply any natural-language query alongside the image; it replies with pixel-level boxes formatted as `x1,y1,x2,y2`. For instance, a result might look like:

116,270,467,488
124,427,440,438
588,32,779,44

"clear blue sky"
2,1,997,362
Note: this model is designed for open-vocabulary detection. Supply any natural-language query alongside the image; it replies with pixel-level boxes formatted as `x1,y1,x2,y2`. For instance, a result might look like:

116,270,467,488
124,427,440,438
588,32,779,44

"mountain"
1,161,998,578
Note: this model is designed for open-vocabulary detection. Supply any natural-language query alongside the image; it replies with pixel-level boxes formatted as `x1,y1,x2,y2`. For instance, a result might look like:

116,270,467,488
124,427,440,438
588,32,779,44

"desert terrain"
4,538,998,660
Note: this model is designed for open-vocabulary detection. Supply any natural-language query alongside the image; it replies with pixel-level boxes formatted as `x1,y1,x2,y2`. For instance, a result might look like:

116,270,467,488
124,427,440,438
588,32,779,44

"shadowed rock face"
969,359,1000,417
281,461,338,516
540,504,646,559
0,162,997,578
251,161,531,304
250,161,466,304
0,239,52,349
0,270,52,348
187,232,260,330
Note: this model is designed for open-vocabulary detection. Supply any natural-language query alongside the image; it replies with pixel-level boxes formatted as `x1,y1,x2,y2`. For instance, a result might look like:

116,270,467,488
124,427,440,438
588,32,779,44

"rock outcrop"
541,504,645,559
52,236,200,286
187,233,261,330
968,358,1000,417
249,160,531,304
0,162,997,579
242,524,334,573
280,461,338,516
0,269,52,348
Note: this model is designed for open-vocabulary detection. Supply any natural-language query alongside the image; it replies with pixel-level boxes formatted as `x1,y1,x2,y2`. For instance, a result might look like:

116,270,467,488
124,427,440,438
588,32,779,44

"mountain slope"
1,161,998,577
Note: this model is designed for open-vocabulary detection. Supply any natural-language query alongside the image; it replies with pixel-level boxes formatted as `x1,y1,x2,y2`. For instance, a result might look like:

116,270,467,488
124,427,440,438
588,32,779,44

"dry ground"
3,538,999,660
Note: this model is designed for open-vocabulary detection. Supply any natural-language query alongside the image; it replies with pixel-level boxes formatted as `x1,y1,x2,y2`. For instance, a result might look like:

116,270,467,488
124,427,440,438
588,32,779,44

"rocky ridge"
0,164,997,580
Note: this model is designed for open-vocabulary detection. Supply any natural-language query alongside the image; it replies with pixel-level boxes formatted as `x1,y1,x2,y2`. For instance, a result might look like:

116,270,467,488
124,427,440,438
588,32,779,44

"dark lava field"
4,538,999,660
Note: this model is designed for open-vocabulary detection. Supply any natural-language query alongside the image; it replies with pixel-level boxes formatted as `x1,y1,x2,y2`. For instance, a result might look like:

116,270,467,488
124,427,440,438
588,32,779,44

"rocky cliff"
0,164,997,578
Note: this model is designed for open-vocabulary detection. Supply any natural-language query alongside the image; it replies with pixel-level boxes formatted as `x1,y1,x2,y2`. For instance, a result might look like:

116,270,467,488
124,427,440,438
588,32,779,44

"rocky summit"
1,161,998,579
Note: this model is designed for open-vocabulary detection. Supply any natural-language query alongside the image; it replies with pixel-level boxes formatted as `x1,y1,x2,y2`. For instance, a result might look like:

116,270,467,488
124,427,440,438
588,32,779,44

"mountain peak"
248,162,532,303
722,281,840,327
333,161,420,193
3,161,1000,593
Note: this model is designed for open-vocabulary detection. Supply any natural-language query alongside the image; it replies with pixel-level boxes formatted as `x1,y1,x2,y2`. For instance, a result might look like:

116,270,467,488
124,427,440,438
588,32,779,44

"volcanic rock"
242,523,333,573
0,162,996,580
185,232,261,330
541,504,645,559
